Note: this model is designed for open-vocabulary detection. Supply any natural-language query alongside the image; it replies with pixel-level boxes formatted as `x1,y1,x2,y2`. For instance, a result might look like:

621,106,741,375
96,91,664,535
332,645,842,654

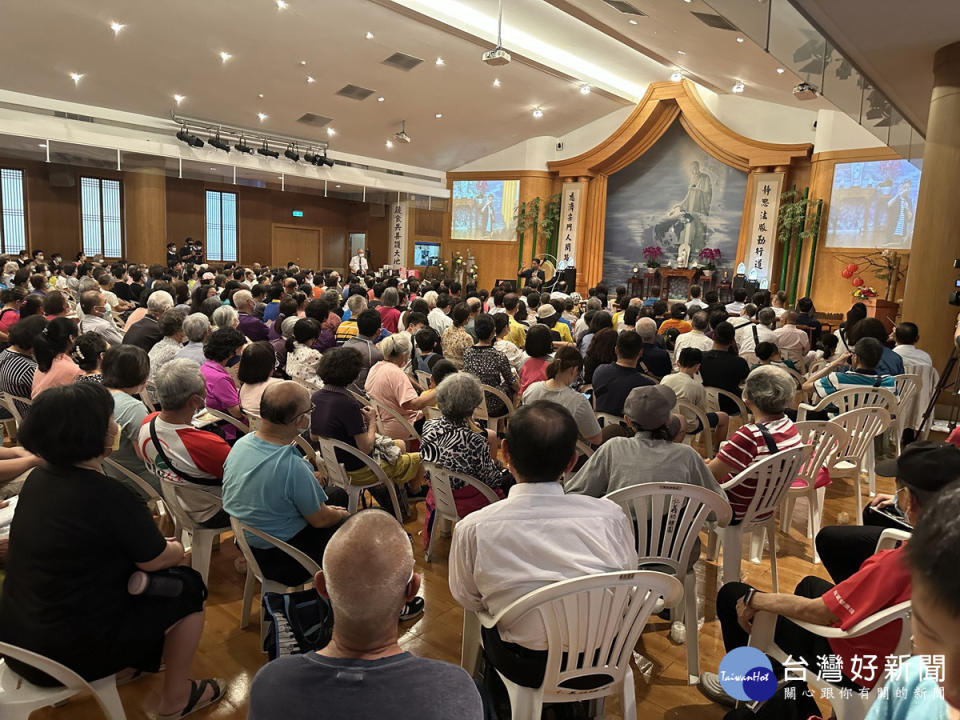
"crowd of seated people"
0,249,954,720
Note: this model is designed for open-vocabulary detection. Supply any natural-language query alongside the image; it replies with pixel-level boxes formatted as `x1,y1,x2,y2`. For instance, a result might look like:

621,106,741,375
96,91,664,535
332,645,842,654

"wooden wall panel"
125,168,167,265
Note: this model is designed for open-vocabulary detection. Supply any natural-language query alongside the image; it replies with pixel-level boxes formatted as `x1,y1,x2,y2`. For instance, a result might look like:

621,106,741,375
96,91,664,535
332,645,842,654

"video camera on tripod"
950,258,960,307
919,259,960,434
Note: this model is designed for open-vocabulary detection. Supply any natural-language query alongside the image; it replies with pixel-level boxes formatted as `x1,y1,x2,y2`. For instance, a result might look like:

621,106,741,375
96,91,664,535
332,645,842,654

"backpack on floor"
262,589,334,660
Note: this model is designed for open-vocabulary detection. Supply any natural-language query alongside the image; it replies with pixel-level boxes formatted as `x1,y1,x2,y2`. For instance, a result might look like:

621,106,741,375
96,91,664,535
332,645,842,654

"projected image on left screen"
451,180,520,240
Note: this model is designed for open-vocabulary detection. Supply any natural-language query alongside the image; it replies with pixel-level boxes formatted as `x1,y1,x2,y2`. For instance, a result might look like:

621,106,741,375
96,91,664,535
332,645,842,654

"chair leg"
621,666,637,720
190,531,214,586
347,486,360,514
749,528,764,564
683,571,699,684
706,529,719,562
461,611,483,678
89,677,126,720
424,521,439,563
855,460,865,526
767,521,779,593
720,527,742,586
240,568,256,629
866,442,876,498
779,497,794,534
501,674,543,720
810,487,825,564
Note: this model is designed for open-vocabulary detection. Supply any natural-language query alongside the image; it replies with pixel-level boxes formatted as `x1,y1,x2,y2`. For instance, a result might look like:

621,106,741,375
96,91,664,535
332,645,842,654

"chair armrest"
747,610,777,651
771,601,912,641
876,528,911,552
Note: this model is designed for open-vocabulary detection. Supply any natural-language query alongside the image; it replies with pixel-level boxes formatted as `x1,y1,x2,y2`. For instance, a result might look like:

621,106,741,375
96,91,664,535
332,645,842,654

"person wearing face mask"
522,346,602,445
348,248,369,275
137,359,232,530
222,382,350,588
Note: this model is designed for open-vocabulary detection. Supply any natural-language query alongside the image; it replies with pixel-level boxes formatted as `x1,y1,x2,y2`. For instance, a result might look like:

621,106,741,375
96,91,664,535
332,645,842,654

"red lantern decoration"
841,269,853,279
846,263,859,273
852,277,865,287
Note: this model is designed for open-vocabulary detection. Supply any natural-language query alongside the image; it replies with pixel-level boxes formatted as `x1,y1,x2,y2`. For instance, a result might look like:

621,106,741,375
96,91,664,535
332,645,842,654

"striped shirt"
717,415,803,522
0,350,36,417
815,369,896,399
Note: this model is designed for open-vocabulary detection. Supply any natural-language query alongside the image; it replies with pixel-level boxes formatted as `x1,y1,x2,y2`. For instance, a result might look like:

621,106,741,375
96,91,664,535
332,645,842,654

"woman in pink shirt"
200,327,247,440
364,334,436,443
0,287,24,342
519,324,553,394
31,317,81,398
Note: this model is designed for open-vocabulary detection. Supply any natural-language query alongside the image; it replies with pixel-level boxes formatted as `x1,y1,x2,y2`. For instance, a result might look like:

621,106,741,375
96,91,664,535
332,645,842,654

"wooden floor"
32,469,895,720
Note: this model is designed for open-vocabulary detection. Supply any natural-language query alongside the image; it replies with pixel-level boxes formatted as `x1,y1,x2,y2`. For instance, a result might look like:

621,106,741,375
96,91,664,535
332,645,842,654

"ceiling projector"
482,47,511,66
793,81,819,100
394,120,412,144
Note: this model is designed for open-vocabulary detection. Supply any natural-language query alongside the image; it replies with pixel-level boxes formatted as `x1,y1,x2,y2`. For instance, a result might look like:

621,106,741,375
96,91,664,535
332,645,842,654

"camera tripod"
920,344,960,435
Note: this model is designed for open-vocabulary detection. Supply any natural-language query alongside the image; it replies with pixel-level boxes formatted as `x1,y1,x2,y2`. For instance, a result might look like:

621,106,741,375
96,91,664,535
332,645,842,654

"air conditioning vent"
297,113,333,127
602,0,646,16
335,84,376,101
691,11,739,30
382,52,424,71
53,111,95,123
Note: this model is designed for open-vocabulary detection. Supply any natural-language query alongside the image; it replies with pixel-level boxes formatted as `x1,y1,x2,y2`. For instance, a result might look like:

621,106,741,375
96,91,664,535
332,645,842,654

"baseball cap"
875,441,960,494
624,385,676,431
536,304,558,321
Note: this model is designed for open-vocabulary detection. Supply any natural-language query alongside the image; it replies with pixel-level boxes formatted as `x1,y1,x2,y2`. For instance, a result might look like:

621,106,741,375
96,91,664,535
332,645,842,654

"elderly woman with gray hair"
174,312,211,366
707,365,805,523
365,333,436,441
420,372,513,548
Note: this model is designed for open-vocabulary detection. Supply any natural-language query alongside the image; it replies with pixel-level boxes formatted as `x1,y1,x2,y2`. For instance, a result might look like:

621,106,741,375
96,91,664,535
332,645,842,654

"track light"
731,79,745,94
234,136,253,154
258,141,279,158
320,150,334,167
284,144,300,162
209,133,231,152
176,127,204,148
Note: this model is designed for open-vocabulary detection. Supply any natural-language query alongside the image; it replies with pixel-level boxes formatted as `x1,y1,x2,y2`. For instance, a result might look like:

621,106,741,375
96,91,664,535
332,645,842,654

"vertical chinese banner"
742,173,784,288
390,200,409,269
560,182,584,269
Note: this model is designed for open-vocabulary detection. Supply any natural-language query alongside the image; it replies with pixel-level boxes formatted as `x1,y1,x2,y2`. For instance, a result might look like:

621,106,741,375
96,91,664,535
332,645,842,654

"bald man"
249,511,483,720
222,382,350,586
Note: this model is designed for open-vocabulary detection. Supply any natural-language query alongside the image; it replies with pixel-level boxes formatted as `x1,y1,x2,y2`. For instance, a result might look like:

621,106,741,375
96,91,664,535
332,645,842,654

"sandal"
158,677,225,720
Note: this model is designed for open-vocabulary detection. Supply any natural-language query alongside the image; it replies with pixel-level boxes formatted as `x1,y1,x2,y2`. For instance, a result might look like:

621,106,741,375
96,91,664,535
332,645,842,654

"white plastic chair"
368,397,422,444
594,411,625,429
748,529,912,720
605,483,732,684
314,436,405,523
562,440,595,484
422,461,499,562
0,642,125,720
478,385,515,435
0,392,31,432
797,386,898,422
677,399,714,457
779,421,849,564
229,517,321,638
705,387,751,429
829,407,892,521
902,362,939,439
202,407,250,435
414,369,432,389
891,374,920,454
102,457,169,522
461,571,682,720
292,434,322,471
707,446,809,592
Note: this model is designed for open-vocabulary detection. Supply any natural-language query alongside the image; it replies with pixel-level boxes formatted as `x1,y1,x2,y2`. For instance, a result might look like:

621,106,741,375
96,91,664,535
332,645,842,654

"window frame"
79,175,124,259
204,188,239,263
0,166,29,256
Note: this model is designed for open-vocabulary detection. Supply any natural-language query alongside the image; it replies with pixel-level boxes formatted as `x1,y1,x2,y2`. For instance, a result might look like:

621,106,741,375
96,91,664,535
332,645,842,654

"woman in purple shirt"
201,328,247,440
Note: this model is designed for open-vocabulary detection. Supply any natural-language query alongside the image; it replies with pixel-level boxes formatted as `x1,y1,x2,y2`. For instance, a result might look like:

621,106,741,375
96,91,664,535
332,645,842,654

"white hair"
147,290,174,314
233,289,253,308
211,304,238,330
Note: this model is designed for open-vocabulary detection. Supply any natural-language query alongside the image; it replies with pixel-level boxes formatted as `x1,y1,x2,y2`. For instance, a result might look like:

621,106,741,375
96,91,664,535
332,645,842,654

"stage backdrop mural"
603,122,748,285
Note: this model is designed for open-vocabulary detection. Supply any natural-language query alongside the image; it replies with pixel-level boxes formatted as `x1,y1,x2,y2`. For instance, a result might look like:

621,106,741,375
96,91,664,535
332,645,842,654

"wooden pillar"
125,165,167,265
577,175,606,294
901,41,960,376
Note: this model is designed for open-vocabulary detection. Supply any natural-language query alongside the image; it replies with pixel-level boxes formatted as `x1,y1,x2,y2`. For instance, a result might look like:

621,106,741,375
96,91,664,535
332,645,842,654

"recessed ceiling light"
219,51,232,63
326,127,336,136
493,78,501,87
732,79,745,93
683,0,692,3
69,72,84,85
736,36,744,43
776,67,785,74
258,112,268,121
336,184,342,188
628,19,638,24
677,50,686,55
276,0,288,8
258,93,264,98
38,143,47,148
579,84,591,95
435,113,443,118
299,60,306,65
173,94,185,104
670,71,683,82
385,140,393,148
210,167,216,172
377,96,385,102
435,57,444,66
109,21,125,34
532,107,544,119
365,31,374,39
306,76,315,83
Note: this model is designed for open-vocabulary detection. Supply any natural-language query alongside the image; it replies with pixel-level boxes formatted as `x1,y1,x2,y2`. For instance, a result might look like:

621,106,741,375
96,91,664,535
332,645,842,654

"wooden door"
272,225,321,269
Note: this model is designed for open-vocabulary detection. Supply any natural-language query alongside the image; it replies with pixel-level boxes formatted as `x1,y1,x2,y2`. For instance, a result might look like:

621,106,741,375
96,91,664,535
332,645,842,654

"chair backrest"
799,386,898,421
291,434,321,470
0,391,31,427
423,461,499,524
313,435,404,522
414,369,432,389
830,407,891,464
805,358,827,376
791,421,848,488
563,440,594,483
147,462,202,533
676,400,714,458
203,407,250,434
605,483,732,576
704,387,750,420
493,571,682,701
594,411,624,428
721,446,810,527
876,528,911,552
102,457,164,505
229,516,320,587
891,373,920,428
481,385,515,419
369,397,422,443
0,641,114,715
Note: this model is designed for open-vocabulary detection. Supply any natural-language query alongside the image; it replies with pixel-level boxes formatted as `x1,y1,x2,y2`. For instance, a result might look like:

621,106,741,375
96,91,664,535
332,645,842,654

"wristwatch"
744,588,761,609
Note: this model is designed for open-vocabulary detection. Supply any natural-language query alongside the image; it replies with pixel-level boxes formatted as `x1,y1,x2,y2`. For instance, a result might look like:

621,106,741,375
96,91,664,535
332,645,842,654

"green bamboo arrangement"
777,186,823,305
515,194,562,282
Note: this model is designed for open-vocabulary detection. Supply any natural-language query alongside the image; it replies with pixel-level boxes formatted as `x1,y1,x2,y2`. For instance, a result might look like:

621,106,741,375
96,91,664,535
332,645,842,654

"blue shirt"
222,433,327,548
877,346,905,377
865,656,948,720
262,300,282,324
815,369,897,399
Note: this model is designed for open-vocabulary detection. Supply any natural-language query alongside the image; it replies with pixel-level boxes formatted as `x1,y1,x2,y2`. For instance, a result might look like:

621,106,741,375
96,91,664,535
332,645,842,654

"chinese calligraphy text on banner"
742,173,783,288
559,182,583,268
390,201,409,268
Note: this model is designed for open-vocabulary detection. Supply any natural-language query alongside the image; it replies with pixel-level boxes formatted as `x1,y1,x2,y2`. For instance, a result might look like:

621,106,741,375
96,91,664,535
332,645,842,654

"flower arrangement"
852,286,878,300
642,245,664,268
697,247,722,270
453,253,465,270
437,259,448,277
467,264,479,281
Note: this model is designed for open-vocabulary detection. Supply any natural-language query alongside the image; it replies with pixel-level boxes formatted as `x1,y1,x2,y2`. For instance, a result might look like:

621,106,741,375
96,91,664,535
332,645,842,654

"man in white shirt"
661,348,728,448
427,293,453,335
348,248,369,275
734,306,777,363
78,291,124,347
893,322,933,366
449,400,636,687
724,288,747,316
771,290,788,318
774,310,810,366
673,310,713,360
685,285,708,312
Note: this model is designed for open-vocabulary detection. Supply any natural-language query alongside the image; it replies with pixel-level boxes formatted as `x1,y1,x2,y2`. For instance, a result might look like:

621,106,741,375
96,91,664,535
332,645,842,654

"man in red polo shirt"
699,442,960,707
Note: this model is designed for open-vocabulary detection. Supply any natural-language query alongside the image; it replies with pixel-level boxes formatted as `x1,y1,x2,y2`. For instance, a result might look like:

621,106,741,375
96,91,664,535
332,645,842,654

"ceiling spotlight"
258,141,279,158
628,19,638,24
732,79,745,93
306,76,315,83
532,107,544,119
579,84,591,95
257,112,268,122
670,71,683,81
435,113,443,119
683,0,692,3
109,21,125,34
736,36,744,43
493,78,501,87
322,151,334,167
258,93,264,98
176,126,204,148
385,139,394,148
299,60,307,66
435,57,445,66
69,72,84,85
365,31,374,39
304,150,321,165
326,127,336,136
235,136,254,154
276,0,288,8
209,133,231,152
776,67,785,74
38,143,47,148
284,144,300,162
219,51,232,63
377,96,385,102
173,94,185,104
677,49,686,55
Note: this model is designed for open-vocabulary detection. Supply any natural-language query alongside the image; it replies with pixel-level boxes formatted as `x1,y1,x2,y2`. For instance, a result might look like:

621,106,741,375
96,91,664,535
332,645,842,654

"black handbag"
262,589,334,660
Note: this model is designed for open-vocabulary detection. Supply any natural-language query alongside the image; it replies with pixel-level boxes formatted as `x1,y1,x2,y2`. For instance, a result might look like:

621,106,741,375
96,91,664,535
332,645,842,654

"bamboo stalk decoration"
528,197,541,264
789,187,809,305
804,198,824,298
778,185,797,291
515,200,527,283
